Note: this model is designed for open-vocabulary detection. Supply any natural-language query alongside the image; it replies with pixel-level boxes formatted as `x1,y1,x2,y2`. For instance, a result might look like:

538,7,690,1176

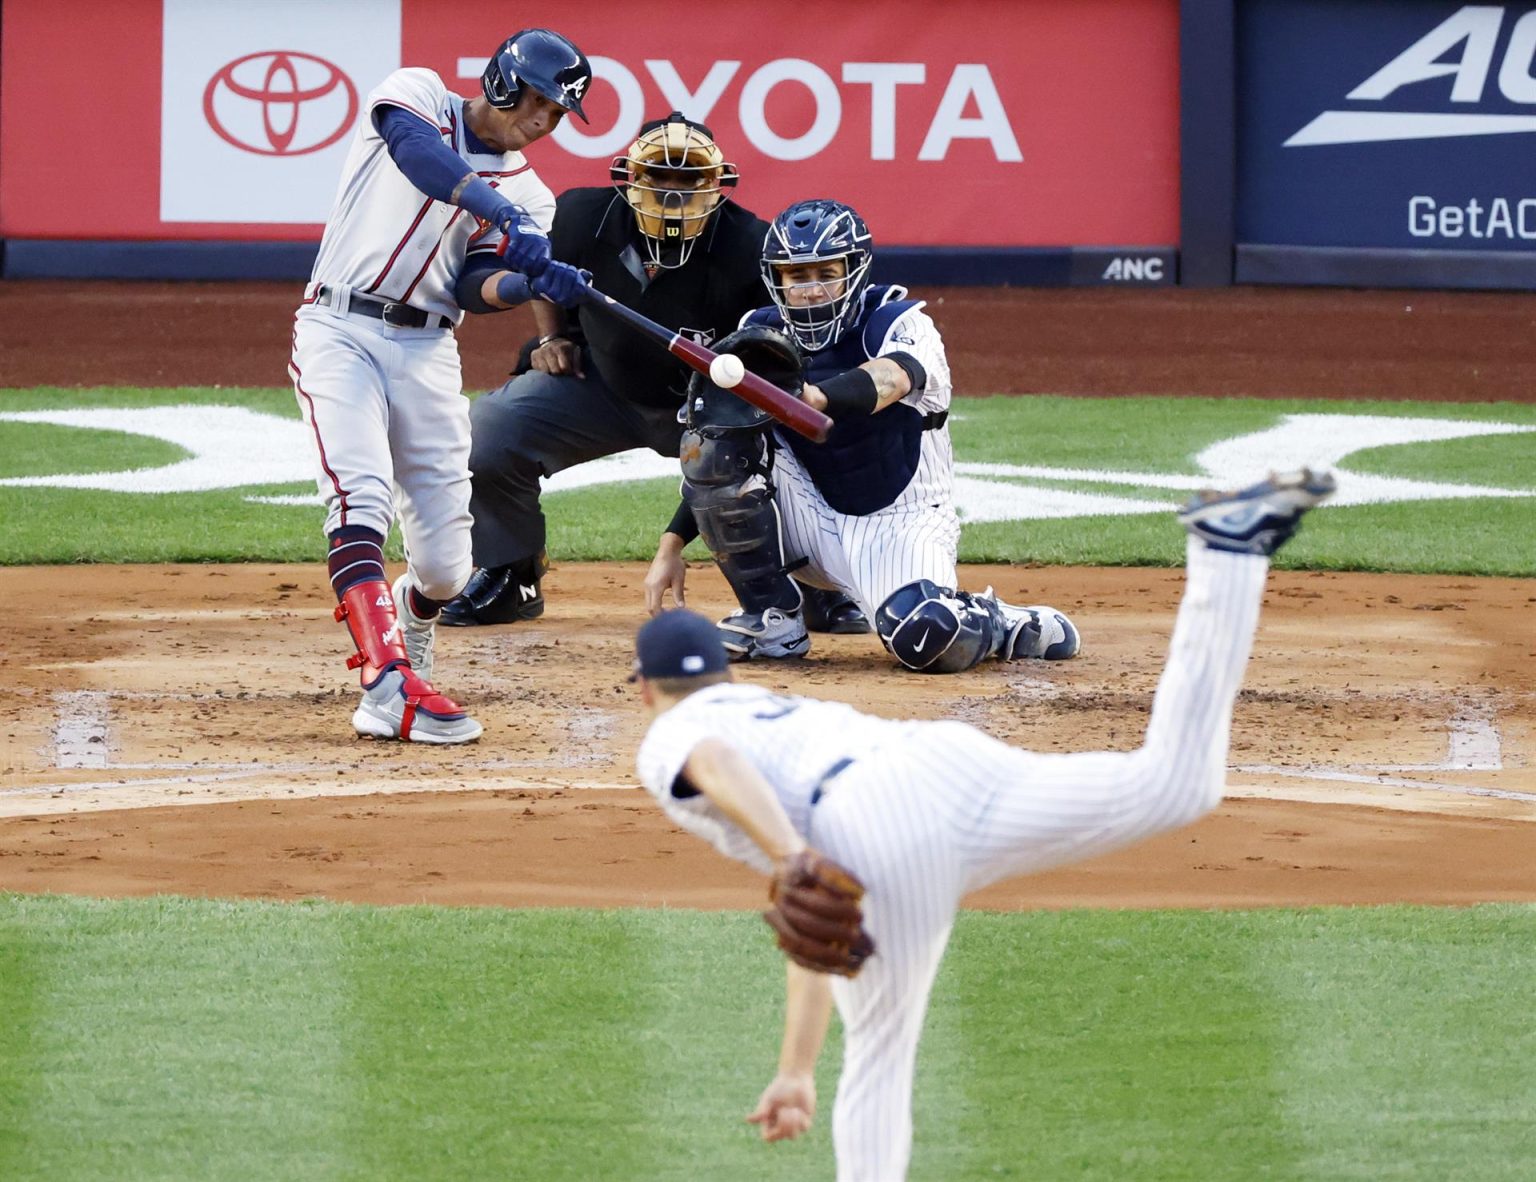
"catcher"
646,198,1077,670
632,469,1336,1180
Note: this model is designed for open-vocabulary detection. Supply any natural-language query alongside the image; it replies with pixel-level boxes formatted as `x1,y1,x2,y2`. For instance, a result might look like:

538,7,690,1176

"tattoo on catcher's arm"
863,357,913,412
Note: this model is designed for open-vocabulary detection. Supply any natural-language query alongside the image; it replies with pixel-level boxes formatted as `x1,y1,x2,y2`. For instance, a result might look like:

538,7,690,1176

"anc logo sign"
203,51,358,157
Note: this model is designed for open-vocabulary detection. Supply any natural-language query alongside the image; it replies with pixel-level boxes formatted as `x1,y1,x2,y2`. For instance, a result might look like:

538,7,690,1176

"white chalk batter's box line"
10,689,1528,808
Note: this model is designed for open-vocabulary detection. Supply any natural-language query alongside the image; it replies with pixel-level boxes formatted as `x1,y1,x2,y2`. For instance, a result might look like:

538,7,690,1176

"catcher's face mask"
767,256,864,353
611,114,737,270
762,199,874,352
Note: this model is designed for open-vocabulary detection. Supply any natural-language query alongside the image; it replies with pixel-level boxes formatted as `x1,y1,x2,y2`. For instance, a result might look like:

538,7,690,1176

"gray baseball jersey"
290,67,555,598
636,539,1272,1181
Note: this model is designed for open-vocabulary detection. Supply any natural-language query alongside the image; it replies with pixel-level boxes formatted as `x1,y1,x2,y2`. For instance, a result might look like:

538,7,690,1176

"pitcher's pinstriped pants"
807,539,1271,1181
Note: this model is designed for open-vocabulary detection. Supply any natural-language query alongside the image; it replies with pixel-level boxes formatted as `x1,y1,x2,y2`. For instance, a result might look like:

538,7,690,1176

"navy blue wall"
1235,0,1536,287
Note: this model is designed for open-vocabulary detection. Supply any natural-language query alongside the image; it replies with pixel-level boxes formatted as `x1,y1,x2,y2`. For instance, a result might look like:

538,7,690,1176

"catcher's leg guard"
335,580,480,743
680,427,801,615
874,580,998,674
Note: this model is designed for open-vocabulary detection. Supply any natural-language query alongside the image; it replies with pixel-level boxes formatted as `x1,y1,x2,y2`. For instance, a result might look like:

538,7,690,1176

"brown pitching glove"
763,850,876,977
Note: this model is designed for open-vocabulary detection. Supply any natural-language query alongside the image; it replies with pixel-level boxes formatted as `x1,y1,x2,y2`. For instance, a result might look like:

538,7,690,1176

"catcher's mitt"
763,850,875,977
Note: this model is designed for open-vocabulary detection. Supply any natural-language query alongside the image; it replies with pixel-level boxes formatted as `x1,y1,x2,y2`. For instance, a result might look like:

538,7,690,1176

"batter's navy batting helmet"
762,199,873,352
482,29,592,123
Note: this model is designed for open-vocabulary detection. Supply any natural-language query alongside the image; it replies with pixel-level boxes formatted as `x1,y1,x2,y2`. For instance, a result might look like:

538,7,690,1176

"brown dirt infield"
1,281,1532,911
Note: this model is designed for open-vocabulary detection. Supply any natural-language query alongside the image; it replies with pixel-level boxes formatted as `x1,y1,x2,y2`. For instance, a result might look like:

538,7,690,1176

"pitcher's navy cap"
632,609,728,680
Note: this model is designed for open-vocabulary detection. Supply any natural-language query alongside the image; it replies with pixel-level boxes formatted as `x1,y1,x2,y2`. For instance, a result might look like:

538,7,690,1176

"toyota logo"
203,51,358,156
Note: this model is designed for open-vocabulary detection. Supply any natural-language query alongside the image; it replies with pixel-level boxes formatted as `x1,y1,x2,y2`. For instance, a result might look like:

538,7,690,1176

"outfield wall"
1230,0,1536,291
1,1,1534,289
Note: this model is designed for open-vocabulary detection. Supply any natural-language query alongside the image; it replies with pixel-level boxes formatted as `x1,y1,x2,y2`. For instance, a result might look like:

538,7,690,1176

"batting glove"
495,205,551,278
531,262,592,309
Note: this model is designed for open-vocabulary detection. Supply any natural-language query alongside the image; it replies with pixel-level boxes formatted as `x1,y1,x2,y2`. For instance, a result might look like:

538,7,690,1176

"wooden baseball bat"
574,285,832,443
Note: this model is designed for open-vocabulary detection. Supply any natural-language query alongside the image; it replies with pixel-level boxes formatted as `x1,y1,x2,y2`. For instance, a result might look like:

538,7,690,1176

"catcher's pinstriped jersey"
727,289,966,621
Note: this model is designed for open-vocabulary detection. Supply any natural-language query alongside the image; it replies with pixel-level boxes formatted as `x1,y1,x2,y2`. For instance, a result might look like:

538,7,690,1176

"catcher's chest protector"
748,292,930,516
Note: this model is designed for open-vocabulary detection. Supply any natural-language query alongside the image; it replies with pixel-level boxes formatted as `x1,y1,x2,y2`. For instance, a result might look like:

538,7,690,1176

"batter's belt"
313,285,454,331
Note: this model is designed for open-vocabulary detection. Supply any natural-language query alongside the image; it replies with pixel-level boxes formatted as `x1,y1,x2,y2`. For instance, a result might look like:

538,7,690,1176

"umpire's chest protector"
751,290,927,516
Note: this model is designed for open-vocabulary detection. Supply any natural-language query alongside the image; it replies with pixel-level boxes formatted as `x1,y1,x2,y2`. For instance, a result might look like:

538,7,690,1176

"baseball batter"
647,199,1080,672
633,470,1336,1181
288,29,594,742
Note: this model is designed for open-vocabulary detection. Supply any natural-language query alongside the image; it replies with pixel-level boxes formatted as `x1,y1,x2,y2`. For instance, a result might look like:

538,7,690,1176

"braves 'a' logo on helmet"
482,28,592,123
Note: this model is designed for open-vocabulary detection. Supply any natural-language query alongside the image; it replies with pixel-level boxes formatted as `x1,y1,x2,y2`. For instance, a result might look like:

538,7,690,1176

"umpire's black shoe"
800,585,871,635
440,556,546,626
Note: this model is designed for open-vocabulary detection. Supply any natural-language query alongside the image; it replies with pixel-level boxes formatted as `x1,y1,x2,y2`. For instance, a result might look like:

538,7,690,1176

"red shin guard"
335,580,467,736
335,579,410,685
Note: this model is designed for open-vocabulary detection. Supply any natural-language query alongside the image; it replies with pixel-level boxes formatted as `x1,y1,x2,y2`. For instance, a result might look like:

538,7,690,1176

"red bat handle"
575,286,832,443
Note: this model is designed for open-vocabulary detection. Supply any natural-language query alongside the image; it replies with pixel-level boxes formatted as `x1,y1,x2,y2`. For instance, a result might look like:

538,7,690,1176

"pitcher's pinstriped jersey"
635,682,922,874
307,68,556,321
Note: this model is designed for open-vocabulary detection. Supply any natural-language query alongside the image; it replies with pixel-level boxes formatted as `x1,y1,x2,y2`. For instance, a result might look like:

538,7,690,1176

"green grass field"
2,387,1533,572
3,386,1534,1178
2,897,1533,1181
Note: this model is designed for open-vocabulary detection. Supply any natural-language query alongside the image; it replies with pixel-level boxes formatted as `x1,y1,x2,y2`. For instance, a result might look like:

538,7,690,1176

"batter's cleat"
352,668,483,744
391,574,437,682
717,606,811,661
800,585,872,635
979,590,1081,661
1179,469,1337,556
439,553,547,626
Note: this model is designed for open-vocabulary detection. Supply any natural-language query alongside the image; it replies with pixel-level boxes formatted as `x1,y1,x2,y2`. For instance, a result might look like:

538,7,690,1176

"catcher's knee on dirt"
680,427,801,614
875,580,1000,674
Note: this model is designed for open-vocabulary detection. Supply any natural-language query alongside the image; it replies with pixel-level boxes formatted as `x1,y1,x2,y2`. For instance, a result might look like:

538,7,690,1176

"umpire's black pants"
467,369,684,568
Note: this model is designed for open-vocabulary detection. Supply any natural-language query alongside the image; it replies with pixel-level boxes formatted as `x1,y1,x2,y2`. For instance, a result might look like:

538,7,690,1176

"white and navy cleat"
717,606,811,661
1178,469,1337,557
979,590,1081,661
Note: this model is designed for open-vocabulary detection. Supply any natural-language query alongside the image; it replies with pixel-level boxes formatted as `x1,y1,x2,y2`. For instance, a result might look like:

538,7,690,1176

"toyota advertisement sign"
161,0,393,224
0,0,1179,250
1238,0,1536,252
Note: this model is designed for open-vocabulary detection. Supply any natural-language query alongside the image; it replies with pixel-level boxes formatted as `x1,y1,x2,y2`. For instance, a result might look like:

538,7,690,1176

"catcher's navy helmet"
482,29,591,123
762,199,873,351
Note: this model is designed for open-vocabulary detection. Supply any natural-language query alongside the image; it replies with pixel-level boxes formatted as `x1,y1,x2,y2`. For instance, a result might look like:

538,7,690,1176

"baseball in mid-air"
709,353,746,388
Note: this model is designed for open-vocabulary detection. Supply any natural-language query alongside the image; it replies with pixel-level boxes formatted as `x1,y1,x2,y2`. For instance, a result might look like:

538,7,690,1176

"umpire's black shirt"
549,188,769,408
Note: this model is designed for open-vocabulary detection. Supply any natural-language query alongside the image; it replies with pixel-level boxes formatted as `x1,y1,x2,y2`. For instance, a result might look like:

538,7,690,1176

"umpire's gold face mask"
611,118,738,270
